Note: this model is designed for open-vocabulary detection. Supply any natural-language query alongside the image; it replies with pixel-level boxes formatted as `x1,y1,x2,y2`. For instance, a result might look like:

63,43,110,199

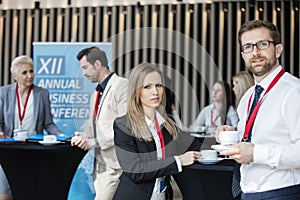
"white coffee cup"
189,125,205,133
13,130,28,141
207,127,216,134
43,135,57,143
200,150,218,160
219,131,239,145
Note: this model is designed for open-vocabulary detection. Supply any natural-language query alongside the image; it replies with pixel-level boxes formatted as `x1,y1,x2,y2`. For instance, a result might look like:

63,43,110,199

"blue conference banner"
33,42,112,200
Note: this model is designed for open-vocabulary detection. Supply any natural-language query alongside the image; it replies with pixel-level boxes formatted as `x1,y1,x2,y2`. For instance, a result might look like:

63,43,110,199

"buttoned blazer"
0,83,61,137
113,115,201,200
85,73,128,169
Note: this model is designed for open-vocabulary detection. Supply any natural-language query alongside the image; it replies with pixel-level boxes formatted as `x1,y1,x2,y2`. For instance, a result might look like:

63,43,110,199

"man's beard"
248,54,277,77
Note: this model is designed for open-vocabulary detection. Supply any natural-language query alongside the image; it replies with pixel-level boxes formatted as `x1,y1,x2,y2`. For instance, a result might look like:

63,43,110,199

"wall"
0,0,299,125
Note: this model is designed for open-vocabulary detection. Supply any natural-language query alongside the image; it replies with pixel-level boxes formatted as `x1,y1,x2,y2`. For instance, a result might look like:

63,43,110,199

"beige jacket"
85,73,128,169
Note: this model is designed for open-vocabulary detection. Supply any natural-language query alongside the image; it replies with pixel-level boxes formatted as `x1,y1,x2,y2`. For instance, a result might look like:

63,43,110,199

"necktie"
93,84,102,120
231,85,264,198
246,85,264,142
248,85,264,121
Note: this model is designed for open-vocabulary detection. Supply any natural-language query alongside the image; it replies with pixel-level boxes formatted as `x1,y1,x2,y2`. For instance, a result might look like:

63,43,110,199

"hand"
0,132,5,138
179,151,200,166
183,127,189,132
215,125,235,143
71,132,94,151
220,142,254,164
181,126,189,132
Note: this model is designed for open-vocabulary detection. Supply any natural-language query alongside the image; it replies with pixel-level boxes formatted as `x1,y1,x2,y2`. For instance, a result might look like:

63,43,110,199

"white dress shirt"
237,66,300,193
14,90,35,134
145,111,181,195
189,103,239,130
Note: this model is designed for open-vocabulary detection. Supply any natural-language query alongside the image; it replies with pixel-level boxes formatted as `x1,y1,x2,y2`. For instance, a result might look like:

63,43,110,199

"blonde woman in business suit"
0,55,62,200
113,63,200,200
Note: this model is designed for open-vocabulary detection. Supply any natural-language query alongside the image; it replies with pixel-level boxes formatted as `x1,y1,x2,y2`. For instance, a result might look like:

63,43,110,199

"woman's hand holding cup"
179,151,200,166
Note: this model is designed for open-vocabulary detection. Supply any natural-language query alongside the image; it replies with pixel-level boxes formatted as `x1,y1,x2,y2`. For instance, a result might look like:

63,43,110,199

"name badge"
159,178,166,193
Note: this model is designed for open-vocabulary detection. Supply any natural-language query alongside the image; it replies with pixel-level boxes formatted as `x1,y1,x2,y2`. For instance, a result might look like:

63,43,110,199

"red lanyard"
155,117,165,159
243,69,284,140
210,109,220,126
93,90,101,120
16,84,32,127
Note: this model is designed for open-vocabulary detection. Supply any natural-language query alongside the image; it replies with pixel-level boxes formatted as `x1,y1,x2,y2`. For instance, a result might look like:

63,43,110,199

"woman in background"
189,81,239,132
164,75,187,131
0,55,62,200
113,63,200,200
232,71,254,108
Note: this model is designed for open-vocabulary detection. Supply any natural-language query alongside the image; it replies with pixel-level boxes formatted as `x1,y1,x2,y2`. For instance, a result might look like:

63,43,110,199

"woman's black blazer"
113,115,200,200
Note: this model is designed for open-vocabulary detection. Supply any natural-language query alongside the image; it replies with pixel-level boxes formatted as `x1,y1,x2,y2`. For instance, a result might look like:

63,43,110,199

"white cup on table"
206,127,217,135
43,135,57,143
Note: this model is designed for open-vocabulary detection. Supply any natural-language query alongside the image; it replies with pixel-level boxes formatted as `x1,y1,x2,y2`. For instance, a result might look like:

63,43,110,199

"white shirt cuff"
174,156,182,172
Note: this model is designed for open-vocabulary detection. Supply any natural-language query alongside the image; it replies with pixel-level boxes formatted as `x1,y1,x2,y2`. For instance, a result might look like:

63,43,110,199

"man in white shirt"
218,20,300,199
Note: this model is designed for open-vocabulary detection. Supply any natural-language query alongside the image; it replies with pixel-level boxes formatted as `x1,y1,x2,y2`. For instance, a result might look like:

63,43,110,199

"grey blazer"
0,83,61,137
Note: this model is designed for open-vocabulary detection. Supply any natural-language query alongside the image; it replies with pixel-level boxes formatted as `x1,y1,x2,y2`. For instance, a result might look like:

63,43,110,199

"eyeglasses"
241,40,276,53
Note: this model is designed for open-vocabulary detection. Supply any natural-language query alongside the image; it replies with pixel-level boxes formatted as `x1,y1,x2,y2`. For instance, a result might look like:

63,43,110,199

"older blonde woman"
0,55,61,200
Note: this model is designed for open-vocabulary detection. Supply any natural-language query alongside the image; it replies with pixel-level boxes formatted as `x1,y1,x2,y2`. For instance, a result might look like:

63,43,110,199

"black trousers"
241,184,300,200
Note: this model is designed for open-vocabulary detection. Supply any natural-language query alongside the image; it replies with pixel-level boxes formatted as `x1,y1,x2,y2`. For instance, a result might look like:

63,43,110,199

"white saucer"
198,158,223,164
211,144,232,152
38,141,61,146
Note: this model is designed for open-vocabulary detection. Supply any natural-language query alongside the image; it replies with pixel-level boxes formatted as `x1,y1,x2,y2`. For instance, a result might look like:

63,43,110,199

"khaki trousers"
93,157,122,200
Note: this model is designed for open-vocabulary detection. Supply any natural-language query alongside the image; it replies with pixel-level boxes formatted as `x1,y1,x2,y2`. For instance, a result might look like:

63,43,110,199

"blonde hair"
232,71,254,107
10,55,33,74
126,63,179,141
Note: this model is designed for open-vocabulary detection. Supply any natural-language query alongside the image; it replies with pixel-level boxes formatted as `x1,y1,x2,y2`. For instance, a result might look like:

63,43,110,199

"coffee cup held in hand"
200,150,217,160
43,135,57,143
219,131,238,145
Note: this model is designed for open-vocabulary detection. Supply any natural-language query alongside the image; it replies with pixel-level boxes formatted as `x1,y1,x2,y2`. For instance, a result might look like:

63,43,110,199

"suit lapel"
162,127,173,157
97,74,116,115
9,83,17,130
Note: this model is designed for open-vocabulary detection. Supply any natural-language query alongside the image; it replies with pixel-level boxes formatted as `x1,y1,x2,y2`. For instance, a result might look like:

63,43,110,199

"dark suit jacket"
0,83,61,136
113,115,200,200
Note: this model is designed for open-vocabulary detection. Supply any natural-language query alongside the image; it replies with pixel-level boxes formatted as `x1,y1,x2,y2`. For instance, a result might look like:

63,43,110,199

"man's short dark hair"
77,46,108,67
238,20,281,46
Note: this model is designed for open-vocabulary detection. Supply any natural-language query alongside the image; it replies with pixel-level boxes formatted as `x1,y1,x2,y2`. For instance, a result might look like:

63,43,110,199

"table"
174,159,239,200
189,132,217,150
0,142,87,200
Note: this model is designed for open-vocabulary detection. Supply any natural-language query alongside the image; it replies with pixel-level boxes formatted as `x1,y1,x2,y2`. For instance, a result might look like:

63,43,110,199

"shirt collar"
145,110,165,128
96,72,114,91
255,65,282,89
